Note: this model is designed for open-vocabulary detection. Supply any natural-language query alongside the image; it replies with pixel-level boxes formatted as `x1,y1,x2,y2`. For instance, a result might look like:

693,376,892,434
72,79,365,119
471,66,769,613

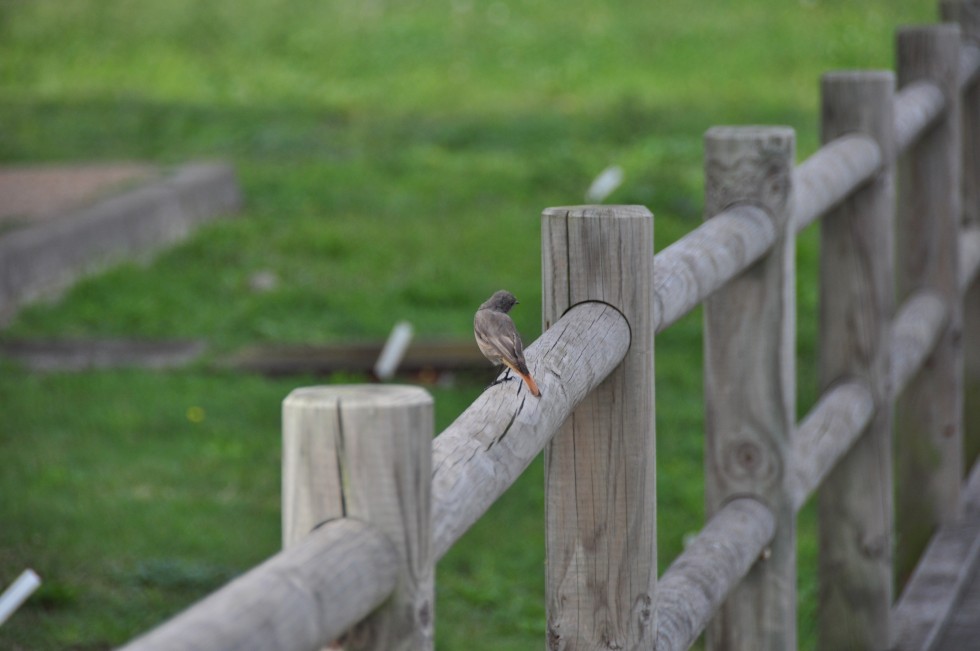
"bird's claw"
486,369,515,389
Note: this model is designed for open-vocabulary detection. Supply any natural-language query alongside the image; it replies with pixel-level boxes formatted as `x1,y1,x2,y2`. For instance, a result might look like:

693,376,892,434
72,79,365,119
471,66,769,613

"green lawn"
0,0,936,648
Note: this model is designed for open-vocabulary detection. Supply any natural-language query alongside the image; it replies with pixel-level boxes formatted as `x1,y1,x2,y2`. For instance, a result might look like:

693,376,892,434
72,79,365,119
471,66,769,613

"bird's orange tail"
502,360,541,397
521,372,541,397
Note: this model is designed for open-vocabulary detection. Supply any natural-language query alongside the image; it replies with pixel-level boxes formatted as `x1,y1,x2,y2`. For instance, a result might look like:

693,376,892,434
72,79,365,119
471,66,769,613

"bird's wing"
475,310,529,372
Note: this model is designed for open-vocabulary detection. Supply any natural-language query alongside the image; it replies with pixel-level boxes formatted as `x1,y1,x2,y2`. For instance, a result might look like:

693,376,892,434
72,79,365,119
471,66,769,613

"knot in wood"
763,162,790,211
547,624,562,651
418,600,431,628
724,439,776,483
859,532,889,560
631,592,653,639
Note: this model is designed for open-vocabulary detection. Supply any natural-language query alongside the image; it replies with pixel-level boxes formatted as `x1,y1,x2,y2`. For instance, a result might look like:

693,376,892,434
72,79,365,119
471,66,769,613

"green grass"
0,0,936,648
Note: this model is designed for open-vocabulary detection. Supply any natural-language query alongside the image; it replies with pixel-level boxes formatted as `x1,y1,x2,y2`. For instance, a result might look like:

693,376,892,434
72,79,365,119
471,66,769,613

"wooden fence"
121,3,980,650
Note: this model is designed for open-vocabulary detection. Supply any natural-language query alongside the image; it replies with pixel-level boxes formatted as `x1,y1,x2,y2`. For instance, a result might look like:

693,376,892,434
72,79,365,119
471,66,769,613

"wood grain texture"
654,497,775,651
960,226,980,291
793,134,882,233
932,556,980,651
943,1,980,76
119,518,398,651
702,126,796,651
542,205,656,651
816,70,896,651
961,44,980,87
431,301,630,560
282,385,434,650
788,380,875,512
892,460,980,651
894,81,947,154
962,225,980,464
944,1,980,470
653,204,775,332
942,3,980,223
966,228,980,467
890,291,950,398
896,25,965,588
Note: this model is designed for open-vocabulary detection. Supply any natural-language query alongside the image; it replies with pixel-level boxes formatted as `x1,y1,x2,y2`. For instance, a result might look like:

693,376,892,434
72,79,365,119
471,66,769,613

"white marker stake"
585,165,624,203
374,321,414,381
0,569,41,626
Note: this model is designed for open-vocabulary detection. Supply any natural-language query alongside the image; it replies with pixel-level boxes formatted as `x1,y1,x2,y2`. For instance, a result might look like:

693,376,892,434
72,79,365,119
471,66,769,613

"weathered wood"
892,460,980,651
931,457,980,651
650,144,896,332
653,203,775,332
282,385,434,650
793,134,882,233
703,126,796,651
654,497,775,651
932,559,980,651
943,1,980,83
961,226,980,291
891,290,950,398
896,24,965,587
788,380,875,512
431,301,630,560
967,307,980,469
944,2,980,221
961,44,980,87
816,70,896,650
961,223,980,472
967,227,980,467
541,205,656,650
894,81,947,154
119,518,399,651
944,1,980,469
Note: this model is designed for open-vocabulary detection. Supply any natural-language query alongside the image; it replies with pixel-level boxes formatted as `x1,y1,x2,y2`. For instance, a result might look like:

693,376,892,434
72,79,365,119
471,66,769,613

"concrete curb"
0,162,243,324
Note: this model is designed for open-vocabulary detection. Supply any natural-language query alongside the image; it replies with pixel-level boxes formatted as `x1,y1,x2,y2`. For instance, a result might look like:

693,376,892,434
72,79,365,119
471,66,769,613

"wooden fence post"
282,385,434,650
817,71,895,650
895,24,964,586
943,0,980,467
541,205,656,651
702,126,796,651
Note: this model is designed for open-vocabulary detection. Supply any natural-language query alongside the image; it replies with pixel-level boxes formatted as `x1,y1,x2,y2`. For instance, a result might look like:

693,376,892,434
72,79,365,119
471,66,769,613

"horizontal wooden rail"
894,80,947,154
892,460,980,651
113,10,980,651
891,290,949,398
775,291,950,528
119,519,398,651
670,290,952,646
651,96,967,335
793,135,882,233
651,90,945,334
653,204,774,332
430,300,630,560
961,224,980,290
654,497,776,651
788,381,876,511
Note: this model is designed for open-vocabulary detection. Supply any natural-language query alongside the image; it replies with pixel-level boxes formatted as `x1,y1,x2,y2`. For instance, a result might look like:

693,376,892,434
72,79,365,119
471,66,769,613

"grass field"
0,0,936,648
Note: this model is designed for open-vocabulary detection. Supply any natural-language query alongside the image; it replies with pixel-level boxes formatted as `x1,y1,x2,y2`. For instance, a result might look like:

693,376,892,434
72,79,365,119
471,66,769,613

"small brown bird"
474,290,541,397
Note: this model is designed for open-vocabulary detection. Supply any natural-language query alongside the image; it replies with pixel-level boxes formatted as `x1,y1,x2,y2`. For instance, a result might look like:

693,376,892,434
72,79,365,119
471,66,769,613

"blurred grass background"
0,0,935,648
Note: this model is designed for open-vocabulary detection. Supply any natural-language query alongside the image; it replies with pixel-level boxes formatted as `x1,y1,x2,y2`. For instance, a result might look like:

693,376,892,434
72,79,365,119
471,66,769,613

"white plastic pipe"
374,321,414,381
0,569,41,626
585,165,624,203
